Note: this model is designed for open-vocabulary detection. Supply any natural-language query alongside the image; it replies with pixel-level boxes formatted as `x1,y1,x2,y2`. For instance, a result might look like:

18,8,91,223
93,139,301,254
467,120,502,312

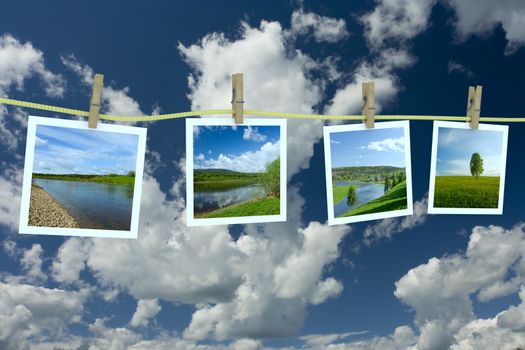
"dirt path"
28,184,80,228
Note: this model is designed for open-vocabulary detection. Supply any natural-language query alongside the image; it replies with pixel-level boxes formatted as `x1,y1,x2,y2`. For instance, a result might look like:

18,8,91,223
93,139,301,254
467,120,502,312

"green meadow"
195,196,280,218
434,176,500,208
337,180,408,217
32,173,135,186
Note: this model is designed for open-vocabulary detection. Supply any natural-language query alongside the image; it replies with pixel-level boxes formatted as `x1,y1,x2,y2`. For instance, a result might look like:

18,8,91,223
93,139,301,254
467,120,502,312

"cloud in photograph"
33,125,139,175
330,127,406,168
436,128,505,176
194,125,280,173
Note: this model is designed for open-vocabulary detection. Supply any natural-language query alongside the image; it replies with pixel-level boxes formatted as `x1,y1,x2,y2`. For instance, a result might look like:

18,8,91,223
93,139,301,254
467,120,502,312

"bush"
260,158,280,196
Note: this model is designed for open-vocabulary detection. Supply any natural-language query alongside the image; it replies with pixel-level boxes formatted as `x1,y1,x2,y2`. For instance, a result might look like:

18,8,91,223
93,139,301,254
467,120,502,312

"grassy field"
337,180,408,217
434,176,500,208
33,173,135,185
195,196,280,218
333,184,354,204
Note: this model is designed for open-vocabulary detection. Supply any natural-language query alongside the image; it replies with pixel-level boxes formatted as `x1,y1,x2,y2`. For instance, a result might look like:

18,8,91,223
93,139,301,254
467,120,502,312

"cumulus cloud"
178,20,325,176
196,141,280,173
446,0,525,54
447,60,474,77
394,224,525,349
0,34,65,97
365,136,405,152
0,281,88,350
243,126,267,142
0,165,22,232
290,9,350,43
130,299,162,327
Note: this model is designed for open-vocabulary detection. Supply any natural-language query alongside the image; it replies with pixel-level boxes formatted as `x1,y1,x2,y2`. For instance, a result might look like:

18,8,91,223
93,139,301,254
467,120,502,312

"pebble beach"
29,184,80,228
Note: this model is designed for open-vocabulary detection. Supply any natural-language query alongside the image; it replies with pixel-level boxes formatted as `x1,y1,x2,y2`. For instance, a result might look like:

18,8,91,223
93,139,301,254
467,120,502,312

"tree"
347,186,358,206
127,171,136,177
260,158,280,196
384,175,390,193
470,153,484,179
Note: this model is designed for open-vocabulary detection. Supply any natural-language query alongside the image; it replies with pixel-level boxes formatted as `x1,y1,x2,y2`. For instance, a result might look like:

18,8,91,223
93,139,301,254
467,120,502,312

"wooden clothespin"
362,81,375,128
232,73,244,124
466,85,482,129
88,74,104,129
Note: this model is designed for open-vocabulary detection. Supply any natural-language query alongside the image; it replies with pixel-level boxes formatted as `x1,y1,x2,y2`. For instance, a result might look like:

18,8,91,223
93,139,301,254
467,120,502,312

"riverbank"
33,174,135,185
337,180,408,217
195,196,280,218
29,184,80,228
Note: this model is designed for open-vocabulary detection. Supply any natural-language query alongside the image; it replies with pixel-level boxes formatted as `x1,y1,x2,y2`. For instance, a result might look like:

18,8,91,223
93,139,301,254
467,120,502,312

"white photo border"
427,121,509,215
323,121,414,226
19,116,147,239
186,117,287,226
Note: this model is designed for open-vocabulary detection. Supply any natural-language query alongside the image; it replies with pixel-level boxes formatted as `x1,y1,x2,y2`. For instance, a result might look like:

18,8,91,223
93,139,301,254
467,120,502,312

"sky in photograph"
33,125,139,175
1,1,525,349
330,127,406,168
436,127,505,176
193,125,280,173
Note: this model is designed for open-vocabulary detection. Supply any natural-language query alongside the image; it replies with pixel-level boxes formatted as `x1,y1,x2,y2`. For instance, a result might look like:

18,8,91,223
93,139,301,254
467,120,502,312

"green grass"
434,176,500,208
195,196,280,218
33,173,135,185
333,184,353,204
337,180,408,217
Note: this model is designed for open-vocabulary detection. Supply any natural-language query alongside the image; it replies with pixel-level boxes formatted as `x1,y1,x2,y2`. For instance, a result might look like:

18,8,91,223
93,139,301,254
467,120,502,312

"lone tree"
384,175,390,193
347,186,358,206
470,153,484,179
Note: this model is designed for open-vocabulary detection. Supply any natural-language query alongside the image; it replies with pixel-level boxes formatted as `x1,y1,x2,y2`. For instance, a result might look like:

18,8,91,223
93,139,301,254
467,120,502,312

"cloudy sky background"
1,1,525,349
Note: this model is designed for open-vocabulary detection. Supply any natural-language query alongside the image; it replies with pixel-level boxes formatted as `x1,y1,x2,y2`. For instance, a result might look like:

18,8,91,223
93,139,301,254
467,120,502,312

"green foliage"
127,171,136,177
346,186,358,206
339,180,408,217
384,175,390,193
332,166,405,183
194,169,260,183
195,196,280,218
470,153,484,179
260,158,280,196
32,173,135,185
434,176,499,208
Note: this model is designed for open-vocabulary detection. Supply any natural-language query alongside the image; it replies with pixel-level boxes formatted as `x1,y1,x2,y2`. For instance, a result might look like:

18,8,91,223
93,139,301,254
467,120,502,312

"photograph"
19,116,147,239
186,118,287,226
324,121,413,225
428,121,508,214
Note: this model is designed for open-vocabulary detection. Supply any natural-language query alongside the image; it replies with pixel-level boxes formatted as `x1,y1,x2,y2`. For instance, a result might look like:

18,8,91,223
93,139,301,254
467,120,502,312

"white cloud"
0,165,22,232
196,153,205,161
130,299,161,327
0,34,65,97
178,20,325,176
365,136,405,152
290,9,349,43
360,0,437,51
243,126,267,142
446,0,525,54
51,238,92,285
20,244,47,283
0,281,88,349
363,195,428,244
394,224,525,349
196,141,280,173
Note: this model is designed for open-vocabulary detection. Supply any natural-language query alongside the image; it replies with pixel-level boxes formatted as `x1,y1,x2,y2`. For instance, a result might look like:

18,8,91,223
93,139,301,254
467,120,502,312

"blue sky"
193,125,280,172
436,127,504,176
33,125,139,175
330,128,406,168
1,1,525,349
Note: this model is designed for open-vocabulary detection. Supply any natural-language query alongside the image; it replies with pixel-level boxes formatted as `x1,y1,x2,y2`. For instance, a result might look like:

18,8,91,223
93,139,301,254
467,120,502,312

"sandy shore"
29,184,80,228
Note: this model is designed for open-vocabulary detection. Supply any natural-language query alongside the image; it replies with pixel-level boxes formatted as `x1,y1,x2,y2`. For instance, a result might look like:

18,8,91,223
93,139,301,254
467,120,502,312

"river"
194,183,267,214
34,178,134,230
333,181,385,217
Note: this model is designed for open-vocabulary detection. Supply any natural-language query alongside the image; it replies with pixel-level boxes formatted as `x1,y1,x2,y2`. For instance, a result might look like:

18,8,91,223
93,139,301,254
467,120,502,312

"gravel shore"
29,184,80,228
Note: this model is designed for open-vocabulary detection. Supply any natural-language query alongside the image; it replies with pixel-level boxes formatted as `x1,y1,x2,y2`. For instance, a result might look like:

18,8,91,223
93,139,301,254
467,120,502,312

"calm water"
333,181,384,217
34,178,134,230
194,184,266,213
